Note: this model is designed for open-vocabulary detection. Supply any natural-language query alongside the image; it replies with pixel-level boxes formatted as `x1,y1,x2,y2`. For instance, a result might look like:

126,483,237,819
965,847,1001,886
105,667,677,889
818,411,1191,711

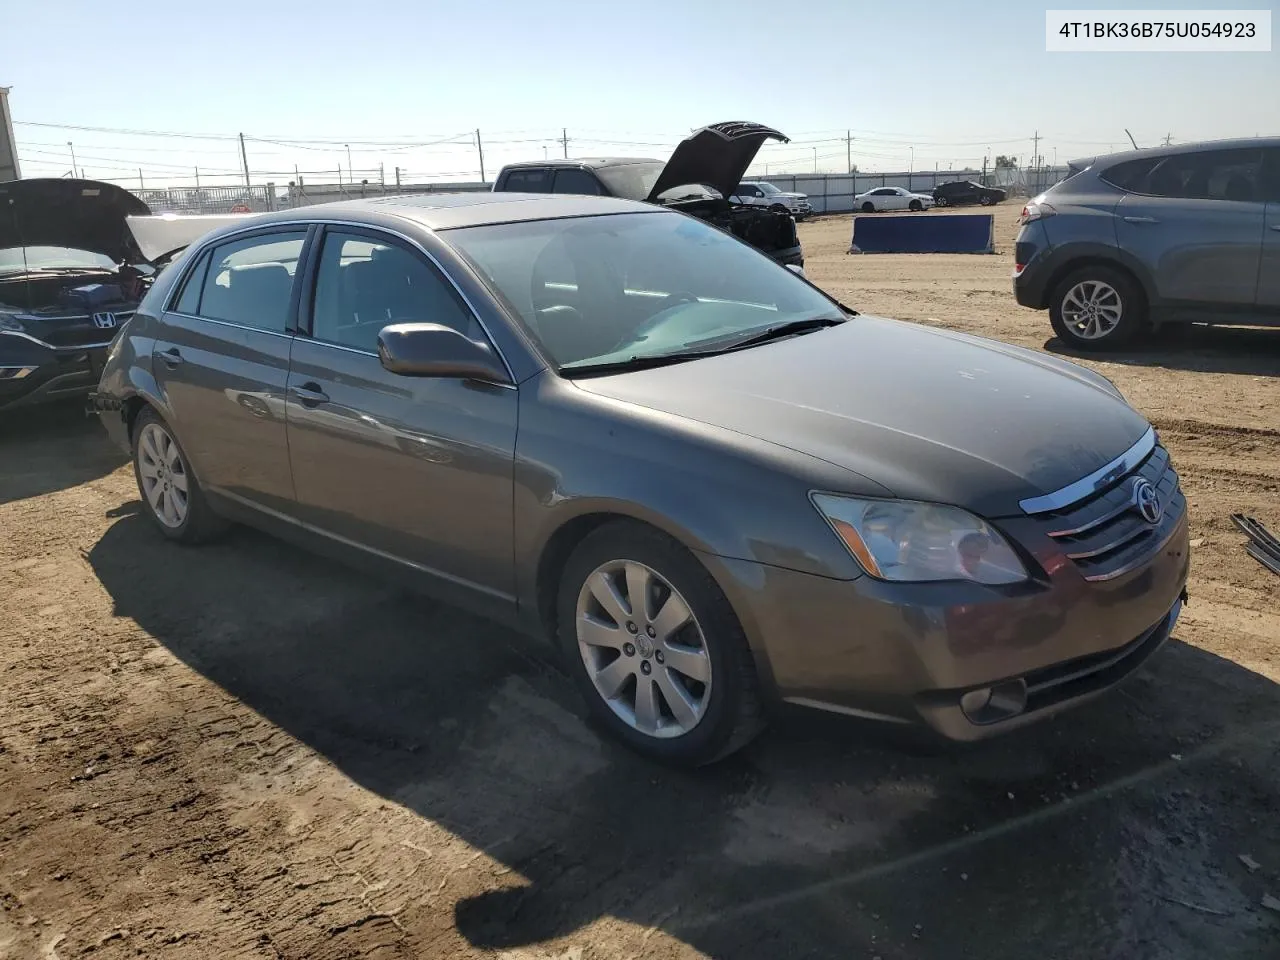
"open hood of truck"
0,178,152,263
646,122,789,203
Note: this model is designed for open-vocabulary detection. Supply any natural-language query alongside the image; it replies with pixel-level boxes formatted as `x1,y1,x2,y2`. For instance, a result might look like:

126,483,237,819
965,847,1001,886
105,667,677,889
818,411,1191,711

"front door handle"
159,347,184,367
292,382,330,407
1270,223,1280,231
1123,215,1159,224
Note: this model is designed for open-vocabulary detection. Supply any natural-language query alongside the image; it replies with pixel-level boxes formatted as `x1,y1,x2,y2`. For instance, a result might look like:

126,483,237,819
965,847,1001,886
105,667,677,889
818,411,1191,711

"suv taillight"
1019,201,1056,224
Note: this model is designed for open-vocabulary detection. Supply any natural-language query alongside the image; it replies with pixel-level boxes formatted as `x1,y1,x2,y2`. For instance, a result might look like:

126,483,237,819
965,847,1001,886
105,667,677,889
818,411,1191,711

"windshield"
757,182,781,195
0,246,117,276
448,211,842,370
593,161,666,201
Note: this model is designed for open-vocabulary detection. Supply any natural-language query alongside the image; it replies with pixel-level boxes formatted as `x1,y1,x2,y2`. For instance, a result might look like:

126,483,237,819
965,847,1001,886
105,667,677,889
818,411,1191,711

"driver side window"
310,231,481,354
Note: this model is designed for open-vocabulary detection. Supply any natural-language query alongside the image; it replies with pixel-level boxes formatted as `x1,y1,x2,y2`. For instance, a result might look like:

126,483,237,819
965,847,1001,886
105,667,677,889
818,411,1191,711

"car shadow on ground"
1045,324,1280,377
0,400,127,505
87,512,1280,959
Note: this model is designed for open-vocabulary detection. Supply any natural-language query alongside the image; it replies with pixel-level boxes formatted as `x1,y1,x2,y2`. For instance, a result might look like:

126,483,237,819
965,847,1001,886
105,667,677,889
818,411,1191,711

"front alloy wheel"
577,560,712,738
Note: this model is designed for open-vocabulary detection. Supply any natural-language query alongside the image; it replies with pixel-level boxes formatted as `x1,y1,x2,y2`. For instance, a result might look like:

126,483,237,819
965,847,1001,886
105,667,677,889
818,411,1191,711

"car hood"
125,213,254,264
0,178,152,263
647,122,789,203
572,316,1150,517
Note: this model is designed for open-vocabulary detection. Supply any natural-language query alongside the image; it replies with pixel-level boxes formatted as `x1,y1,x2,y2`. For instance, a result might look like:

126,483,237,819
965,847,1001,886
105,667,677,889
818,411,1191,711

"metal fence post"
267,182,276,211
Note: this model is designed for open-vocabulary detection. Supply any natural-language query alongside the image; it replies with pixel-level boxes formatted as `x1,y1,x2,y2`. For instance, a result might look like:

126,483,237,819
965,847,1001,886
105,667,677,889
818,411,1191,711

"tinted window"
173,250,210,314
552,168,606,196
873,188,896,196
1140,149,1263,202
310,231,481,353
197,232,305,332
1099,157,1160,192
502,169,552,192
1261,148,1280,202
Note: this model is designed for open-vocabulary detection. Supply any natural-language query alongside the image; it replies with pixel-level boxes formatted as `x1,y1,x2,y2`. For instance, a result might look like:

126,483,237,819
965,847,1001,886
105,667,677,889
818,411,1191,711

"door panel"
1262,201,1280,309
285,227,518,598
152,229,306,512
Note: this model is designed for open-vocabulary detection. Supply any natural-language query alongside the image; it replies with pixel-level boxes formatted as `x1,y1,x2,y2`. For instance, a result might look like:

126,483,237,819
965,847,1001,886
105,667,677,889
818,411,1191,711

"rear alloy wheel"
557,521,763,765
132,407,226,543
861,201,875,213
979,194,995,206
1048,266,1146,351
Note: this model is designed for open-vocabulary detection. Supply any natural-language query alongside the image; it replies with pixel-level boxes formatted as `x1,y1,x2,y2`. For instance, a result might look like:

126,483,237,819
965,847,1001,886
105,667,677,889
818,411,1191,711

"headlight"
812,494,1028,585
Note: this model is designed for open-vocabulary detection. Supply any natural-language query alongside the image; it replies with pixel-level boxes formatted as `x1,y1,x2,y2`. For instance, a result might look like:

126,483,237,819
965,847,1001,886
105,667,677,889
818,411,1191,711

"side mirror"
377,323,510,385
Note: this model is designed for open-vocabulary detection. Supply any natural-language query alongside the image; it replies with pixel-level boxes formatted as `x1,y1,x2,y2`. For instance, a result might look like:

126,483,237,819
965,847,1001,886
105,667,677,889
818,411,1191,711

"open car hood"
0,178,152,264
646,122,789,203
126,213,254,265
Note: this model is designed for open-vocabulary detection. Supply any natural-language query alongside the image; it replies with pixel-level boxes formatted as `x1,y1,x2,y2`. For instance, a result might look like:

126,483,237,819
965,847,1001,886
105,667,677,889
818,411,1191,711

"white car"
732,180,812,219
854,186,935,213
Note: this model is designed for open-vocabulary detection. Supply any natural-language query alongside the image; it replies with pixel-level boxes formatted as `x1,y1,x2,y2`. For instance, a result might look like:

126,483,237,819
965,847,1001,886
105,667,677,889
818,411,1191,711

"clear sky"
3,0,1277,187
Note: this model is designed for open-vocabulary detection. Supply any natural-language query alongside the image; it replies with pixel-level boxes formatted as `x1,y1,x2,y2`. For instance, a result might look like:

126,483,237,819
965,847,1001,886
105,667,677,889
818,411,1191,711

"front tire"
979,194,995,206
131,407,226,543
556,520,764,766
1048,266,1147,351
909,199,923,212
861,201,875,213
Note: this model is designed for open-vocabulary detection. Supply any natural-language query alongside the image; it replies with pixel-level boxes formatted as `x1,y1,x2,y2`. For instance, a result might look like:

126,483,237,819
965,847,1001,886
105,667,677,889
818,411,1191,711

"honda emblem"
92,312,117,329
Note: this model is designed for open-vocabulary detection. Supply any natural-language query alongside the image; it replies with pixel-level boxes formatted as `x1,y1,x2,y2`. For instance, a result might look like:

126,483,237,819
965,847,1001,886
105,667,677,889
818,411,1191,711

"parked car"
854,186,935,213
492,121,804,269
933,180,1006,207
732,180,812,219
93,193,1189,766
1015,138,1280,350
0,178,156,411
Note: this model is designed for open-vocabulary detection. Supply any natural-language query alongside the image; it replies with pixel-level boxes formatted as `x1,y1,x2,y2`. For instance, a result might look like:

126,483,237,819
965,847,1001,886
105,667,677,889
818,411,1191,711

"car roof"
213,192,656,233
1069,136,1280,170
498,157,663,171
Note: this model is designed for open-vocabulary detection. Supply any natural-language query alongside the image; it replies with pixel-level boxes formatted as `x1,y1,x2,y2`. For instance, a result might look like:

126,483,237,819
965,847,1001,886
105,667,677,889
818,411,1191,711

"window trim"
162,224,313,335
1102,147,1266,202
551,167,606,196
502,167,554,193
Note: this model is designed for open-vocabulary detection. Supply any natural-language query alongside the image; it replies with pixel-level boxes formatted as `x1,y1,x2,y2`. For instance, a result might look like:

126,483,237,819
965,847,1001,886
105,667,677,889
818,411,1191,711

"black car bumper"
0,340,110,412
771,245,805,269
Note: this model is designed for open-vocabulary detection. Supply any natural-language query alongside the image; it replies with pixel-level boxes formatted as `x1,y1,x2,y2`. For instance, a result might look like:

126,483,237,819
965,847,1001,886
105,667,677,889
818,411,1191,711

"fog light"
960,679,1028,725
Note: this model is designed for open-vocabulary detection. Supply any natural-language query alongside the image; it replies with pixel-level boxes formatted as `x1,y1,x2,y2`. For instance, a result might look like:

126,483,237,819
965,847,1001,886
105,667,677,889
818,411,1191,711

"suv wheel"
1049,266,1146,351
556,520,764,766
132,407,226,543
769,203,790,214
934,196,948,207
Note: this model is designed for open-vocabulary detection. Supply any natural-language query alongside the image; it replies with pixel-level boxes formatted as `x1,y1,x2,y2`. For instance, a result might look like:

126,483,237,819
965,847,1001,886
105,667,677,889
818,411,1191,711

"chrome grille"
1034,444,1185,582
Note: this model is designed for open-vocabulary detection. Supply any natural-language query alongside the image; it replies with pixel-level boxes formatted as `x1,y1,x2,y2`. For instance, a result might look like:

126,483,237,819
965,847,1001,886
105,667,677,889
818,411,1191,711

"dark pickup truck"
493,122,805,270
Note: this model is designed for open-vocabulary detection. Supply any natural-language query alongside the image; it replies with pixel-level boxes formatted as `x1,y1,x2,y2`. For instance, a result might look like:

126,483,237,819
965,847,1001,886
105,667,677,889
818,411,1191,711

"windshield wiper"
708,315,846,352
559,349,727,377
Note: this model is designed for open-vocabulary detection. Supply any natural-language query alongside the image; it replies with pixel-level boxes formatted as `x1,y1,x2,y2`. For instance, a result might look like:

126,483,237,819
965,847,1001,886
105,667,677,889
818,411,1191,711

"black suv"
932,180,1006,207
493,122,804,269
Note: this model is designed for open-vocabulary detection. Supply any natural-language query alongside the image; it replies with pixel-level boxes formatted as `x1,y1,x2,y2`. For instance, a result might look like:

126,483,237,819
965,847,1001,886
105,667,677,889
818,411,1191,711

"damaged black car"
492,121,805,270
1,178,153,411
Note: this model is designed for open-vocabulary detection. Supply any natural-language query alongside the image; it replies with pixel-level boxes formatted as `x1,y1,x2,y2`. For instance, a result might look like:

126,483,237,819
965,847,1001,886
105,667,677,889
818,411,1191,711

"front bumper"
700,509,1190,741
0,342,109,411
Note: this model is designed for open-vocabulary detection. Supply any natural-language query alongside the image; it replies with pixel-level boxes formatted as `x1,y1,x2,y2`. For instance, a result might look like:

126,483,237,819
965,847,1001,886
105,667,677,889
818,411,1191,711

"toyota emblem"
1131,477,1163,524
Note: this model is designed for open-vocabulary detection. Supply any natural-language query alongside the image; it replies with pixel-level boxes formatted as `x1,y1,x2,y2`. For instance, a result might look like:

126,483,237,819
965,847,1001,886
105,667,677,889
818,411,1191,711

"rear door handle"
159,347,184,367
292,382,330,407
1123,216,1159,224
1270,223,1280,231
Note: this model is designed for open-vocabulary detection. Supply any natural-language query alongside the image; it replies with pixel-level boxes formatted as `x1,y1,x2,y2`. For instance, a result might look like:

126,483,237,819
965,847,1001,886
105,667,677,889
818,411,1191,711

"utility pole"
345,144,352,183
139,168,144,189
394,166,401,188
239,133,251,188
195,166,200,188
812,147,818,172
476,128,486,183
1031,130,1040,170
379,161,385,187
561,128,569,158
1161,132,1173,146
67,141,78,179
846,129,853,174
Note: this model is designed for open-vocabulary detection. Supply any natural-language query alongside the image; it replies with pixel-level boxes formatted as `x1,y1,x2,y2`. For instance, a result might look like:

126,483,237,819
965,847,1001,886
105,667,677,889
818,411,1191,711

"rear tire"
131,407,227,544
979,194,995,206
556,520,764,766
861,201,875,213
1048,265,1147,352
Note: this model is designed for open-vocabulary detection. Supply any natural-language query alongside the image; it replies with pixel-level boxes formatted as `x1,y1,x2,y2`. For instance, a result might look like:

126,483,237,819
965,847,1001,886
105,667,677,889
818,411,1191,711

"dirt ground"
3,203,1279,960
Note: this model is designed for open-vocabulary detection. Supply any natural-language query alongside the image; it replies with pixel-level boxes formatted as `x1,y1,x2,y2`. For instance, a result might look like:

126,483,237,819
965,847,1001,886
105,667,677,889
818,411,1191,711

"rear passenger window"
502,169,552,192
552,168,605,195
1140,149,1263,202
310,231,482,354
197,232,306,332
1099,157,1159,192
